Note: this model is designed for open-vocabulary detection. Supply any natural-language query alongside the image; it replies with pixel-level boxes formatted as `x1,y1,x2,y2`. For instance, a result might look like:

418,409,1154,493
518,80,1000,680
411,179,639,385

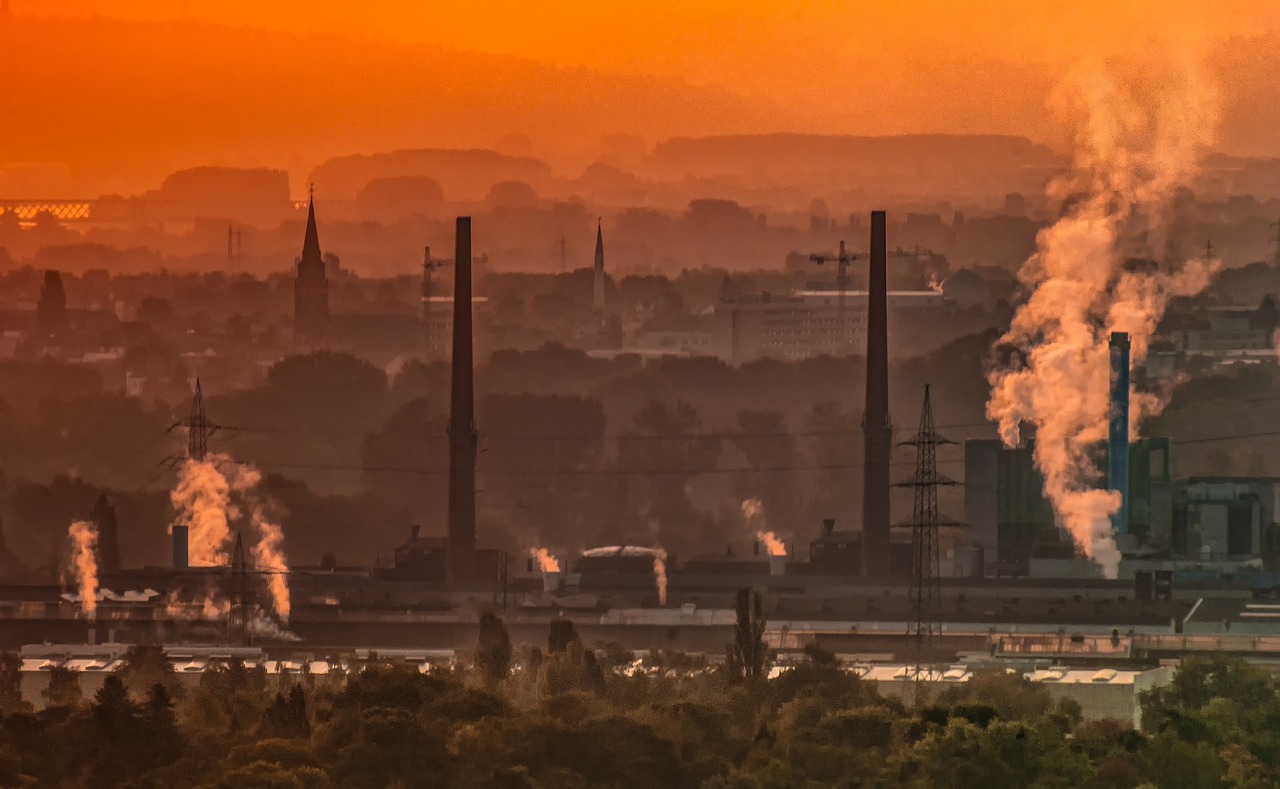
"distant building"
293,196,329,347
36,270,68,335
1171,477,1280,560
710,288,948,363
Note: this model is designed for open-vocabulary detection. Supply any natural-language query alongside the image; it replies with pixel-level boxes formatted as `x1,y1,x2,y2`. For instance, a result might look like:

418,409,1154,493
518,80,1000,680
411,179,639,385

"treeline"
0,336,994,575
0,630,1275,787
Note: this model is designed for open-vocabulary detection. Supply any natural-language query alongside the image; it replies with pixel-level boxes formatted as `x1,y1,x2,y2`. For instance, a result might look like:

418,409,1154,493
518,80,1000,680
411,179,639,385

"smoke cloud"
653,548,668,607
529,547,560,573
986,53,1219,578
741,498,787,557
67,520,99,619
170,455,235,567
232,465,292,622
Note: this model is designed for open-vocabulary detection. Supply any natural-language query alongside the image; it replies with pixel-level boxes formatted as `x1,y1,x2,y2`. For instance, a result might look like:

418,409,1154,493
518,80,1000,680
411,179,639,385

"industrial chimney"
1108,332,1130,536
447,217,478,585
861,210,892,577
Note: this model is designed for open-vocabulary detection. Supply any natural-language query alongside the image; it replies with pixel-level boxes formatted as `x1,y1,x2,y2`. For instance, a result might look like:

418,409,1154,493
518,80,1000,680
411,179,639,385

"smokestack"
1109,332,1130,536
862,210,892,577
447,217,478,585
172,525,188,571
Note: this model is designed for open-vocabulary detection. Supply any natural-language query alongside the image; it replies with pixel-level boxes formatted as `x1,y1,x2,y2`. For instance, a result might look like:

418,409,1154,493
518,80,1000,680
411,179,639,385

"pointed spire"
593,218,605,310
301,189,321,264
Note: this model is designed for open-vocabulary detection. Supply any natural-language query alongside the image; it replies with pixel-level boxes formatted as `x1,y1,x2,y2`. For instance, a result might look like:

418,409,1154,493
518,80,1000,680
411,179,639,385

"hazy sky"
6,1,1280,194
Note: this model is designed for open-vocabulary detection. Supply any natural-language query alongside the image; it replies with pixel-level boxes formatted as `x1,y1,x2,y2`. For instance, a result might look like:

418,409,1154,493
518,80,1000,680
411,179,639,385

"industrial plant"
2,203,1272,730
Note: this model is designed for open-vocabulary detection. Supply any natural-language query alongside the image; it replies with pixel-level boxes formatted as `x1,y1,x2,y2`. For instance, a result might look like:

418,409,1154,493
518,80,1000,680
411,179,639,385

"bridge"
0,199,313,224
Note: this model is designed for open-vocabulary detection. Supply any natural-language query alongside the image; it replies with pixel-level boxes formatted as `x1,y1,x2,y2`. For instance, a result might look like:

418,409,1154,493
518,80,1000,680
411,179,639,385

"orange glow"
3,2,1280,195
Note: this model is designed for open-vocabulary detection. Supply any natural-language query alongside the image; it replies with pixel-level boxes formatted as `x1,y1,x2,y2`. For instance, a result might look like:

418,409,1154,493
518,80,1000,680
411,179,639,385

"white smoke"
170,455,235,567
67,520,99,619
231,465,292,622
653,548,668,607
740,498,787,557
986,54,1219,578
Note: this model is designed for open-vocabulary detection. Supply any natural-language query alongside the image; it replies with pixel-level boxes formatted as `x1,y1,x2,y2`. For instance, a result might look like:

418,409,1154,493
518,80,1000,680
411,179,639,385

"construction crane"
807,241,932,297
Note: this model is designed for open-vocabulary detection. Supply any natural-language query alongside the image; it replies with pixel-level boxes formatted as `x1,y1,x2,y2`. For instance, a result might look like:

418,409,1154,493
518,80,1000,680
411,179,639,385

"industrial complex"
5,206,1278,729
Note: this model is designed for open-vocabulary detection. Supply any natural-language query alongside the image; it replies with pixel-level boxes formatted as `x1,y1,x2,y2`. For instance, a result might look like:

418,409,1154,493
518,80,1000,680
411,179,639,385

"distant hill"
309,150,554,202
646,133,1067,199
0,16,785,197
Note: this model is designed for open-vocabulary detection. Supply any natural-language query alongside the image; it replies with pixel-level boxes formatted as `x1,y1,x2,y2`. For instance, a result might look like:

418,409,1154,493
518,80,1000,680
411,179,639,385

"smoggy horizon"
5,1,1280,197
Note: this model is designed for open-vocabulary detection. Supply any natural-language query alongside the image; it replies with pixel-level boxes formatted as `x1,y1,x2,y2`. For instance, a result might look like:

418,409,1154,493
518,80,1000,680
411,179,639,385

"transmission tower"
895,384,959,683
187,377,211,461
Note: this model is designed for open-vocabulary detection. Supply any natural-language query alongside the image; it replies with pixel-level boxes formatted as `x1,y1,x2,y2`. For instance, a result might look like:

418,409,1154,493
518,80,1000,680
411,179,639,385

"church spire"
301,187,321,265
593,218,605,311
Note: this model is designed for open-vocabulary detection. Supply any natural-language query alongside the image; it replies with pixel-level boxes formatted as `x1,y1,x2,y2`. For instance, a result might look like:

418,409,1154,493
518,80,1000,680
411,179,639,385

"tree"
548,619,579,654
476,613,513,687
42,666,82,708
724,588,767,683
261,686,311,740
0,652,26,714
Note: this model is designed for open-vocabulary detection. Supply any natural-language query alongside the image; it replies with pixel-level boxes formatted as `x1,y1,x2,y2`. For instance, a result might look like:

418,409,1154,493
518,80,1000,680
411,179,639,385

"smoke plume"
67,520,99,618
986,55,1219,578
741,498,787,557
653,548,668,607
170,455,235,567
232,465,292,622
529,547,560,573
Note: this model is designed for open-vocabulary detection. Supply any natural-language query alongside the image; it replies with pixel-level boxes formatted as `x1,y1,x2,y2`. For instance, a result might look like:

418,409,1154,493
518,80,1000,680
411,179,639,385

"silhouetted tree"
0,652,26,714
548,619,579,653
724,588,767,682
476,613,513,686
42,665,82,708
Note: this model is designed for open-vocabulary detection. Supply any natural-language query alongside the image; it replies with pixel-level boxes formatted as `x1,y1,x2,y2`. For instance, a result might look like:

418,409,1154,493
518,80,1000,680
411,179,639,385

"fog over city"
3,2,1280,787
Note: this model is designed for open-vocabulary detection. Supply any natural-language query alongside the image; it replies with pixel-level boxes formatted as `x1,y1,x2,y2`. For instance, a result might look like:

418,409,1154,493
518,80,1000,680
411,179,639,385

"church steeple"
294,188,329,346
301,187,322,266
593,218,605,311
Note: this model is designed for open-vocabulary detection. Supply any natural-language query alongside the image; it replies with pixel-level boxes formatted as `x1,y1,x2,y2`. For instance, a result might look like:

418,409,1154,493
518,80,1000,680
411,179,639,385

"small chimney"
752,541,760,556
410,524,421,541
526,557,535,572
172,525,188,571
822,518,835,538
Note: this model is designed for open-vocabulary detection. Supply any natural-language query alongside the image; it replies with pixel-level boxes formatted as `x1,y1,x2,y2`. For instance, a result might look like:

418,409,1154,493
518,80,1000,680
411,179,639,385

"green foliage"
2,652,1280,785
477,612,514,686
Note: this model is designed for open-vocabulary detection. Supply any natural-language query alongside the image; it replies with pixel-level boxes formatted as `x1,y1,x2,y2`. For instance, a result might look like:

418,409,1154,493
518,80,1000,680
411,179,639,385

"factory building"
710,288,948,363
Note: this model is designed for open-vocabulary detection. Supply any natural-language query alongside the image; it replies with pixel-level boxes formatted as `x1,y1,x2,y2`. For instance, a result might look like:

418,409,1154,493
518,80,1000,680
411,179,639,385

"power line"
244,456,968,477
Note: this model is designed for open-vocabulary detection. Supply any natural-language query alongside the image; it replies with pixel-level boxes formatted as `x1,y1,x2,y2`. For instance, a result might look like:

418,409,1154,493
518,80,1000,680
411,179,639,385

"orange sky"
6,1,1280,195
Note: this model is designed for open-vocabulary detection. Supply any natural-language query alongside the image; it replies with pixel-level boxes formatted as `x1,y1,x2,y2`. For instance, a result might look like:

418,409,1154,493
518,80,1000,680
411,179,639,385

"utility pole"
895,384,959,691
230,532,248,646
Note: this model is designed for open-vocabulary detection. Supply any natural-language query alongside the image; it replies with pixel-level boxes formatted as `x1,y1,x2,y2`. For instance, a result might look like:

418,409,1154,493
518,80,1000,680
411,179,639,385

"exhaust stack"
861,210,892,577
447,217,478,585
1109,332,1130,536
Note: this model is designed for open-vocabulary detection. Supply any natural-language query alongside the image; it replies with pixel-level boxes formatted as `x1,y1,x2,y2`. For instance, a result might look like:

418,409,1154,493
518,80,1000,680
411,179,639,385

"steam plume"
170,455,234,567
67,520,98,618
232,465,292,621
986,55,1219,577
529,547,560,573
653,548,668,607
741,498,787,557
